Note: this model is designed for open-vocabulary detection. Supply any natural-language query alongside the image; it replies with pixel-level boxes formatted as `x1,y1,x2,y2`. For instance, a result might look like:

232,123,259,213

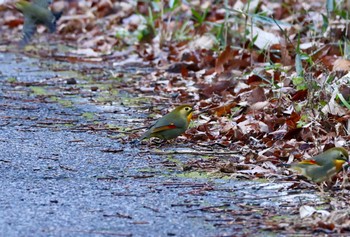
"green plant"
191,7,209,28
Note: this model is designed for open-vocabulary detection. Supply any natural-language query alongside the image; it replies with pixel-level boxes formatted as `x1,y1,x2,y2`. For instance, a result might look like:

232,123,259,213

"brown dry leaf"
333,58,350,71
180,65,189,77
339,85,350,101
219,161,236,173
166,62,200,73
211,102,237,117
247,87,266,104
280,39,293,66
248,101,269,111
286,111,300,130
321,55,338,71
188,34,216,50
247,74,265,84
317,221,335,231
198,80,237,98
300,127,315,142
95,0,113,16
215,45,234,74
283,127,302,140
220,117,236,133
291,89,308,101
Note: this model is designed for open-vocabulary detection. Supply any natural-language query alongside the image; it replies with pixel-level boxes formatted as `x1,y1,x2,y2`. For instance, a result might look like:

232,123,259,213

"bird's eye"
185,107,190,111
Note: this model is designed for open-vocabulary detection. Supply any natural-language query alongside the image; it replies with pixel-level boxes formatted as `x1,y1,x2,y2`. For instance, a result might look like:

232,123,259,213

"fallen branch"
139,150,239,155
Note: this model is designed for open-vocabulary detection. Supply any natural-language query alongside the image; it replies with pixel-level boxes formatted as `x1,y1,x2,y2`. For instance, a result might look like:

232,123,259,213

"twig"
139,150,239,155
184,204,231,213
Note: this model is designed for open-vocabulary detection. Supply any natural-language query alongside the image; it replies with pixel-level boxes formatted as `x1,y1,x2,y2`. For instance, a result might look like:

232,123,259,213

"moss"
7,77,17,83
30,86,48,96
176,171,211,179
82,112,95,120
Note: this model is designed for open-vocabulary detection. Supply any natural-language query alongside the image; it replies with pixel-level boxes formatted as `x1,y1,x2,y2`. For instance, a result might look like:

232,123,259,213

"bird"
139,105,193,141
290,147,349,183
15,0,62,47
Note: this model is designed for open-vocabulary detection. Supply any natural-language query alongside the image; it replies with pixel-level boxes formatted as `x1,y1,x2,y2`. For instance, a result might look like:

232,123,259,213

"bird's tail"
47,11,62,32
277,163,292,168
53,11,63,21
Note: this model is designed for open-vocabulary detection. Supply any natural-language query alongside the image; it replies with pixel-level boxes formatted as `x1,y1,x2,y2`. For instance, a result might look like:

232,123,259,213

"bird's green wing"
152,112,186,129
33,0,51,8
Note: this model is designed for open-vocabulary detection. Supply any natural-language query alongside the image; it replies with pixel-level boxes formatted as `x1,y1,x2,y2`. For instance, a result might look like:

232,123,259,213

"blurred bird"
140,105,193,141
15,0,62,47
291,147,348,183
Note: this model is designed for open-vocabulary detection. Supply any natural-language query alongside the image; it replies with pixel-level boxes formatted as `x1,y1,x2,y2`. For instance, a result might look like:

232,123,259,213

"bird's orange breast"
334,159,347,172
187,112,193,123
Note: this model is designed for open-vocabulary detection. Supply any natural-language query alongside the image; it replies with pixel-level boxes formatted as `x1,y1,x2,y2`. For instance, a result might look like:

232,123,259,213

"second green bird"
15,0,62,47
291,147,349,183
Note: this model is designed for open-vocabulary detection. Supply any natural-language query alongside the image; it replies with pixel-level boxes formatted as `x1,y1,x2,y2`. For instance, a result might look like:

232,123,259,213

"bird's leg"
150,138,168,148
317,182,325,193
130,139,141,146
340,166,348,189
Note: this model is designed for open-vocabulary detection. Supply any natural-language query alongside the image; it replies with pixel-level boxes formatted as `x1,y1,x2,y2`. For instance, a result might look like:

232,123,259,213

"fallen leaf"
215,45,234,74
333,58,350,71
